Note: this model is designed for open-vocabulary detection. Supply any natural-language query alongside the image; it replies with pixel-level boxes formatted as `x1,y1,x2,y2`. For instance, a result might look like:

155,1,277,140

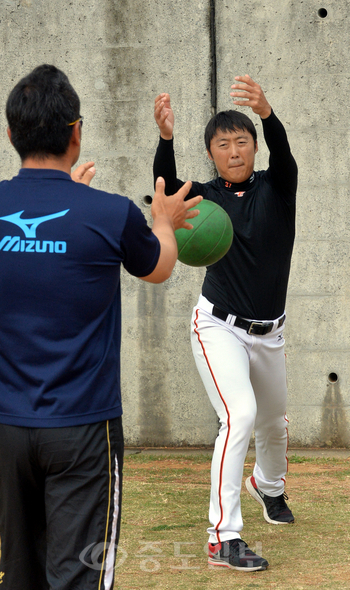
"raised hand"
230,75,272,119
154,93,174,140
152,177,202,231
71,161,96,185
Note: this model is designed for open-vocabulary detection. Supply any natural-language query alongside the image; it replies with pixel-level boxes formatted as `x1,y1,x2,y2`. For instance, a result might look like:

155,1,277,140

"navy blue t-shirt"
0,168,160,427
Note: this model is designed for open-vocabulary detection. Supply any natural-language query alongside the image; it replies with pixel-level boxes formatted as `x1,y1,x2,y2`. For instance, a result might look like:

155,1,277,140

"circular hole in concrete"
143,195,153,206
328,372,338,383
318,8,328,18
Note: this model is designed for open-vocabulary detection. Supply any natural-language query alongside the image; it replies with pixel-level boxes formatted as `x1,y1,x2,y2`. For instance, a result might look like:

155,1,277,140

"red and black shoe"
246,475,294,524
208,538,269,571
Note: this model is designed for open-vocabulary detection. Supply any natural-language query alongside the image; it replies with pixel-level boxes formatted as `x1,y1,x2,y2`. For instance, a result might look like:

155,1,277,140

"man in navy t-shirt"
0,64,202,590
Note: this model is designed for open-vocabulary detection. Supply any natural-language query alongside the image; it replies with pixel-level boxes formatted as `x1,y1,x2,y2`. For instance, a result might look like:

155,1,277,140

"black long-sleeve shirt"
153,110,298,320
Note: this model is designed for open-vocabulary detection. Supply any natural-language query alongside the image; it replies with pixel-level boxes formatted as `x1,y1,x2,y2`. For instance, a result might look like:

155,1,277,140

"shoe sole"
208,557,268,571
245,477,294,525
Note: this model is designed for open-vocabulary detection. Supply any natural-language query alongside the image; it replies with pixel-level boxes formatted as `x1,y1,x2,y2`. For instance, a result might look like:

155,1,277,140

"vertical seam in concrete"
210,0,217,115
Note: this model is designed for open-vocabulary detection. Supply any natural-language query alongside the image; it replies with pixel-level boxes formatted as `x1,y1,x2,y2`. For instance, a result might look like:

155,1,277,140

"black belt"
212,305,285,335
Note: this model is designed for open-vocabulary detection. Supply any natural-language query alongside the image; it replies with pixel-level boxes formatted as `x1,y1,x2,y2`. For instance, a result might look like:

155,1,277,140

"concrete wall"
0,0,349,447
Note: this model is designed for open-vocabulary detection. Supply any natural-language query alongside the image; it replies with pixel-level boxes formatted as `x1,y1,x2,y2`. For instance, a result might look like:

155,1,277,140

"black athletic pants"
0,417,123,590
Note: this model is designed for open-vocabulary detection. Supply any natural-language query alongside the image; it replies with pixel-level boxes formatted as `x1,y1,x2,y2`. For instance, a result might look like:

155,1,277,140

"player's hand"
71,161,96,185
230,75,272,119
152,177,202,231
154,93,174,140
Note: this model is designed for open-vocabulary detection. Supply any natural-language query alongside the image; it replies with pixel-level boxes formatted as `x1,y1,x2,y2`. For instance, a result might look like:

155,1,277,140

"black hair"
6,64,80,161
204,110,257,152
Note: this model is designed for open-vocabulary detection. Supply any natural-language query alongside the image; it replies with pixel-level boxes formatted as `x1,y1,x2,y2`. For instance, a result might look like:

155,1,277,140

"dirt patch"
126,457,350,475
288,462,349,474
126,459,210,472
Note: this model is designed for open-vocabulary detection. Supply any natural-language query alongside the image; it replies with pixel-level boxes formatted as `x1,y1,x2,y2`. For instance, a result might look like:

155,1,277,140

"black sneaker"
208,538,269,571
246,475,294,524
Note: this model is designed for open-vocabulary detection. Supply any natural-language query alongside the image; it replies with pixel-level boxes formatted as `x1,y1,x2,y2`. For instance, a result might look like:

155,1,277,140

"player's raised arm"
230,74,272,119
153,93,187,196
230,75,297,195
154,93,174,140
141,177,202,284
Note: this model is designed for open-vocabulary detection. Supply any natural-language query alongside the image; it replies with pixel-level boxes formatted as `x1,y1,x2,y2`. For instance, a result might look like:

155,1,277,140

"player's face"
207,128,258,184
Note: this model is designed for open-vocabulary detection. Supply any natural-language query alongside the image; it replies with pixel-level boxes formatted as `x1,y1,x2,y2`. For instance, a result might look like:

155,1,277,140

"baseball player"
153,75,298,571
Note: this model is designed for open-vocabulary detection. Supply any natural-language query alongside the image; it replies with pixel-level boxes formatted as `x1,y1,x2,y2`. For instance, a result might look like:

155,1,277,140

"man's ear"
7,127,13,145
207,148,214,161
70,121,81,147
255,140,258,154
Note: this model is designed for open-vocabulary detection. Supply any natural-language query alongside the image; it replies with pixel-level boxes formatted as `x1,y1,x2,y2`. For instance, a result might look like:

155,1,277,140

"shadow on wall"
320,373,350,448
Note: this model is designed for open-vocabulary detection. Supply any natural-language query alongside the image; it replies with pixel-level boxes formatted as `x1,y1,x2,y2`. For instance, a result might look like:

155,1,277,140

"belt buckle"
248,321,264,335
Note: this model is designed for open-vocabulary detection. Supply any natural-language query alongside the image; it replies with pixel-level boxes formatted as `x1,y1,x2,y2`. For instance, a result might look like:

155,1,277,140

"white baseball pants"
191,295,289,544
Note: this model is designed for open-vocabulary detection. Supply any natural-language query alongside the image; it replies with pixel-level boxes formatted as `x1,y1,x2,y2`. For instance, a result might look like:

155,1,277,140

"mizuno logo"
0,209,69,238
0,209,69,255
0,236,66,253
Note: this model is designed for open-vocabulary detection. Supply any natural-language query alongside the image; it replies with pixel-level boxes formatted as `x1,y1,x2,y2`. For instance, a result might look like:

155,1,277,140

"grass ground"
114,452,350,590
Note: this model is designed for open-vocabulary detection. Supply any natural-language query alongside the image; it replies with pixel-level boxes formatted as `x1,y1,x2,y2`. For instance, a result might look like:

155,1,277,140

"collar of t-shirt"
16,168,72,181
216,172,255,193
